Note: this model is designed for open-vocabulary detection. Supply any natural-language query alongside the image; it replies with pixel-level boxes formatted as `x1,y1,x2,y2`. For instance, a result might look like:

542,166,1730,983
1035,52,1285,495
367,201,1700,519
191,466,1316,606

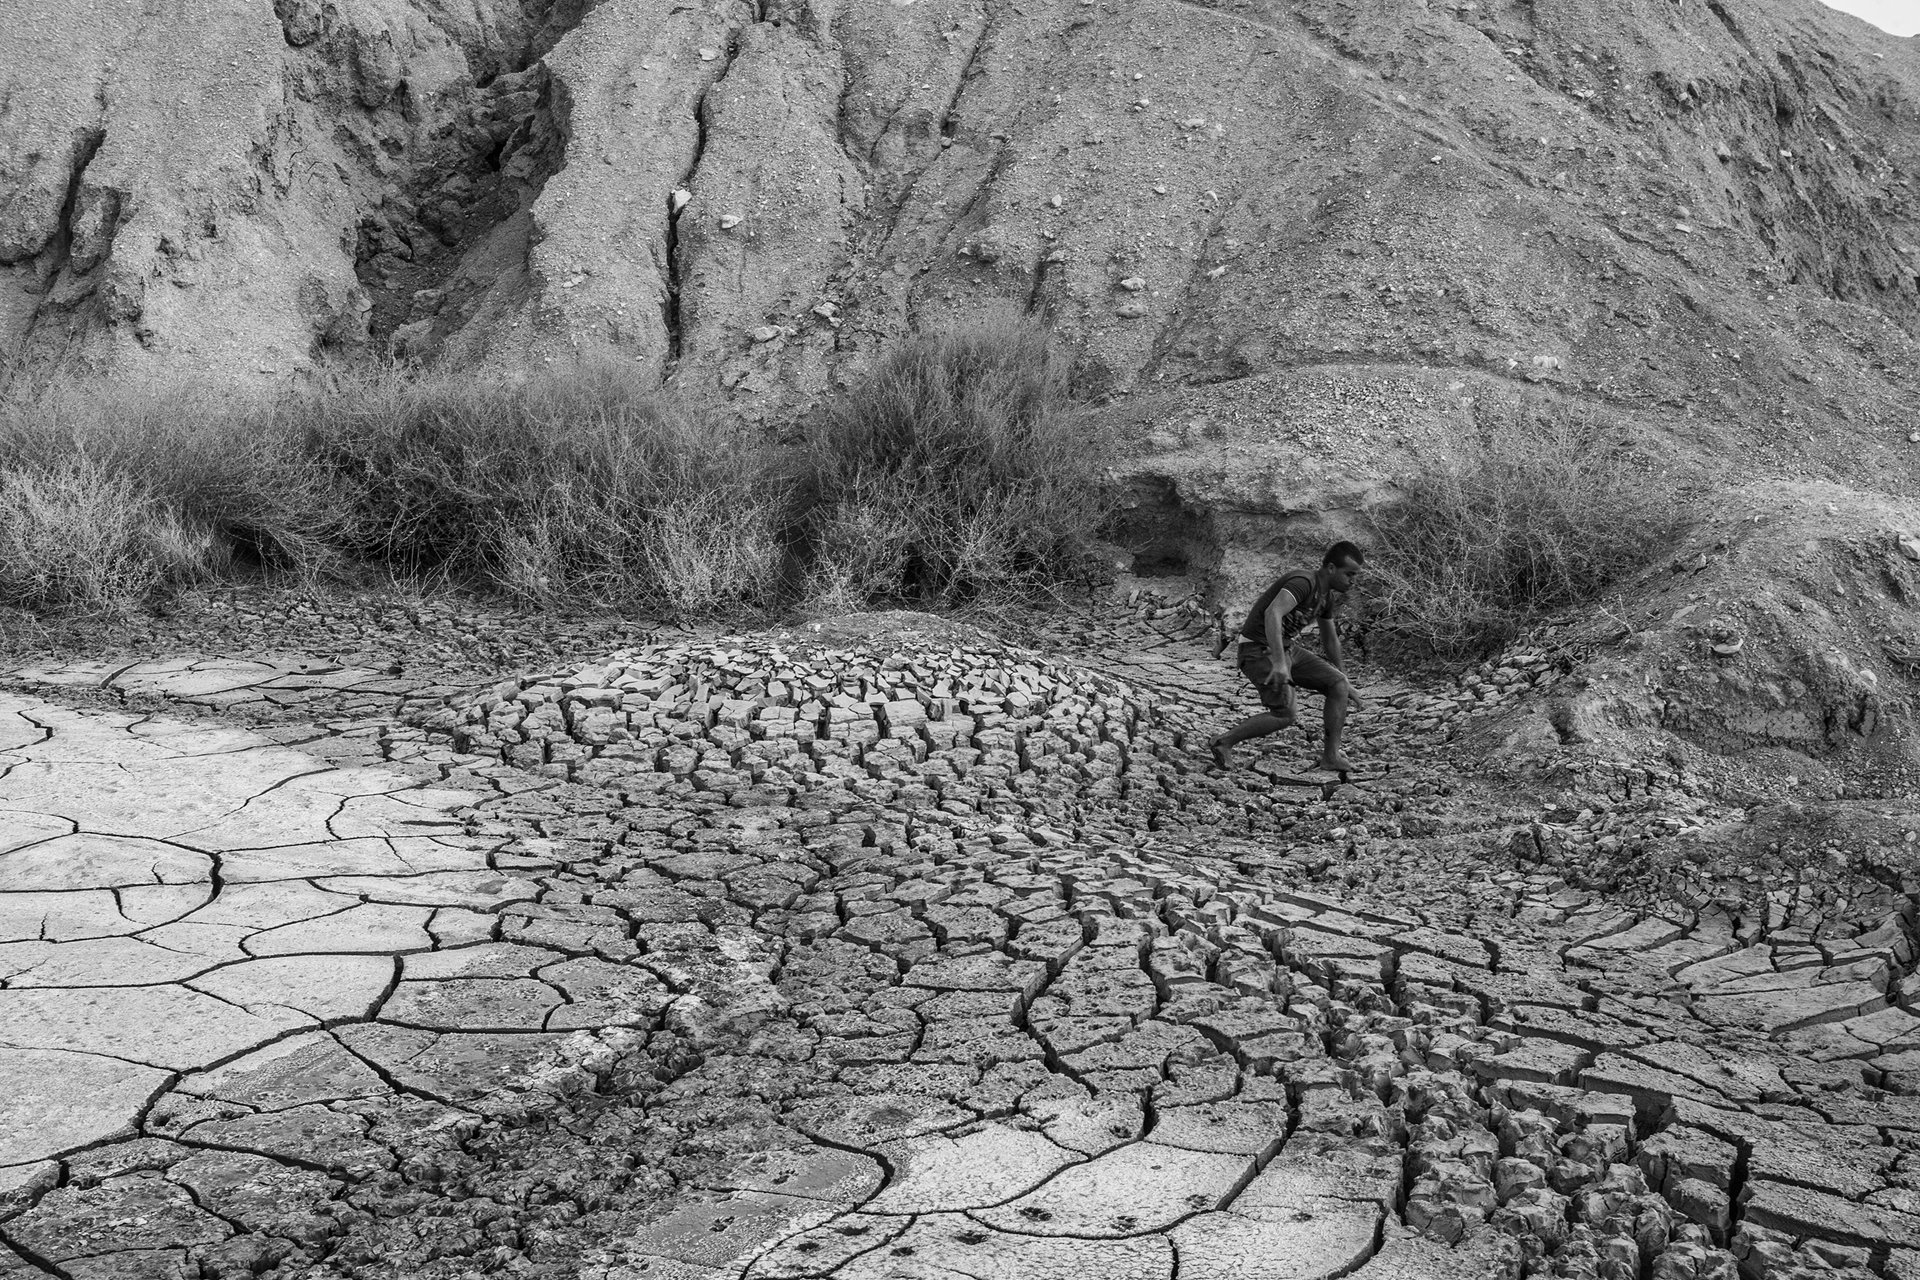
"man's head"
1322,540,1366,592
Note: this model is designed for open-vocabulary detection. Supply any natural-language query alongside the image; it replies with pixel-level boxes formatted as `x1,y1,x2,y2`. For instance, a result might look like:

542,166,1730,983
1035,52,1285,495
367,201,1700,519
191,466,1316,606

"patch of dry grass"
1367,404,1689,654
1,316,1105,621
0,459,194,611
0,363,785,619
288,362,782,615
0,375,335,611
794,309,1112,609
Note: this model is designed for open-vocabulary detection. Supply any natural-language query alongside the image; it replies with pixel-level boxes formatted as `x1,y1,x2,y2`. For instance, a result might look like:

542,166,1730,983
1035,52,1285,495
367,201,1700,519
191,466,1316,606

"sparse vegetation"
0,315,1105,619
1366,403,1689,654
0,377,338,612
285,363,783,615
0,363,785,618
0,458,195,612
794,310,1113,610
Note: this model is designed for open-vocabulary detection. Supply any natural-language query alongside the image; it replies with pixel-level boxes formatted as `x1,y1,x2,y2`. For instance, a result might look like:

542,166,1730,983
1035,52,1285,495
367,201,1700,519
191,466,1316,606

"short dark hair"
1324,540,1366,568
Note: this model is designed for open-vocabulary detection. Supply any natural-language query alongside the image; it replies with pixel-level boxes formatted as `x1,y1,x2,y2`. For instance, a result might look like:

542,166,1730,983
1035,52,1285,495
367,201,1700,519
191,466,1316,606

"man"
1209,541,1366,773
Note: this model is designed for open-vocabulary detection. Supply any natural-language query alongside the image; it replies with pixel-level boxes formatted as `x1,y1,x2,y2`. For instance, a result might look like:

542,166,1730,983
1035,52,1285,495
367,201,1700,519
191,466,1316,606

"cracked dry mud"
2,604,1918,1280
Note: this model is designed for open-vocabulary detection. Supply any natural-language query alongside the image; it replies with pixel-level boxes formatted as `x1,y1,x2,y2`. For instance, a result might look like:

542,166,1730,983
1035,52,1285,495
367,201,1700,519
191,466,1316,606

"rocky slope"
7,0,1918,430
4,0,1920,774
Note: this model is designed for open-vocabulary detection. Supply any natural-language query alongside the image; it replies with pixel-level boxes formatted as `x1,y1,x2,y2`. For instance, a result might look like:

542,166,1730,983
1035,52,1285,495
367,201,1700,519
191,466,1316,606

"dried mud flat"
1,599,1917,1280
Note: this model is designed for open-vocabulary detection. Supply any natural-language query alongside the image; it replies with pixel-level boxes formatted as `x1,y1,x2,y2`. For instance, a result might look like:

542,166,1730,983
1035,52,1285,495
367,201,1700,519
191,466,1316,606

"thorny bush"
1365,402,1690,654
0,364,780,617
0,316,1109,620
793,309,1114,610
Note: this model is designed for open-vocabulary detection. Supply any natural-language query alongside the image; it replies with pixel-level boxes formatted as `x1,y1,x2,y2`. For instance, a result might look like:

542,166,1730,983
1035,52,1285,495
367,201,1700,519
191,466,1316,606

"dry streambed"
0,606,1914,1280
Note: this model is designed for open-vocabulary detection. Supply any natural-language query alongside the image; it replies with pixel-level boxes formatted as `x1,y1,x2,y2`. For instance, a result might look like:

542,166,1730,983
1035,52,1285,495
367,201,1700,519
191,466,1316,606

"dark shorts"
1236,642,1345,713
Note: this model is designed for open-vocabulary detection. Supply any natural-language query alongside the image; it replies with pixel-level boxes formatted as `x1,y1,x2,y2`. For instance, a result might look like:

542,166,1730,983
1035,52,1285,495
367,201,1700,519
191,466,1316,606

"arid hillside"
6,0,1920,760
6,0,1918,445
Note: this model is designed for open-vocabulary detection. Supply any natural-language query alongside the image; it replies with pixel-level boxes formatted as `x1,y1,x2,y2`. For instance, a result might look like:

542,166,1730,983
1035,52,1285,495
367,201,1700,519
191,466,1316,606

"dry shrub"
0,460,188,610
0,361,786,619
795,310,1110,609
284,361,783,615
1,325,1111,621
1368,404,1689,654
637,491,783,619
0,374,335,611
3,374,340,569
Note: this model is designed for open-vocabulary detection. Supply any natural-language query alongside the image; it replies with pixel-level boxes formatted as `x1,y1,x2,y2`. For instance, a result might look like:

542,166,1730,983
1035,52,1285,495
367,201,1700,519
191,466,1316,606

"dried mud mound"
418,613,1559,832
5,606,1920,1280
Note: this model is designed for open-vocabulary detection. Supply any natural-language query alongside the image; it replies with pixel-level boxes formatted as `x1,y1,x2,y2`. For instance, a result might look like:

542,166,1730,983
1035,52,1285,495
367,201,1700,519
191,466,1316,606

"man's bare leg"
1208,711,1293,768
1314,685,1355,773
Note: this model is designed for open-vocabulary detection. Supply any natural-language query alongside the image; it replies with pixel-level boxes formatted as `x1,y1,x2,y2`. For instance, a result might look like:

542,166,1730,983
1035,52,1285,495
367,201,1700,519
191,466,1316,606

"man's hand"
1347,688,1364,713
1263,667,1295,717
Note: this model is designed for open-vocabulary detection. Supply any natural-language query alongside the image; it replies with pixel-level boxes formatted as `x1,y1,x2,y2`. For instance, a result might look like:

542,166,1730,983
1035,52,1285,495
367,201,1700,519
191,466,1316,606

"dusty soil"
2,588,1918,1280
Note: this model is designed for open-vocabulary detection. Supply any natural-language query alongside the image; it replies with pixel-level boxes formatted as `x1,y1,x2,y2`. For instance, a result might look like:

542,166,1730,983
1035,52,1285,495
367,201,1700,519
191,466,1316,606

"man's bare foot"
1209,738,1232,770
1314,750,1356,774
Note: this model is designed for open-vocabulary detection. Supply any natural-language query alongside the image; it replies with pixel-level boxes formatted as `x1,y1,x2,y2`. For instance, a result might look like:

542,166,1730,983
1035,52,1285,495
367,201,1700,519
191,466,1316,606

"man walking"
1209,541,1366,773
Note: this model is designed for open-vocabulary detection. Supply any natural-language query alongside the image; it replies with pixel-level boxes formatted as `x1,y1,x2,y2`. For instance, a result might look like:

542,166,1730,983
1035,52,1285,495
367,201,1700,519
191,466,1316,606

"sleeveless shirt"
1240,571,1334,648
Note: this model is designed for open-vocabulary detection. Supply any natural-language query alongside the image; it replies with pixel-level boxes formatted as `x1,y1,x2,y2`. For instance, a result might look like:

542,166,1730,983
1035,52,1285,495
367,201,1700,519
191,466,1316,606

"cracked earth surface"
1,602,1918,1280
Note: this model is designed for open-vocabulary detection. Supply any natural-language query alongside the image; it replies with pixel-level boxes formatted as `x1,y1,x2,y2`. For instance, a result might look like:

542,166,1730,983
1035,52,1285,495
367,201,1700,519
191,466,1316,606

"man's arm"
1263,593,1295,687
1319,615,1342,669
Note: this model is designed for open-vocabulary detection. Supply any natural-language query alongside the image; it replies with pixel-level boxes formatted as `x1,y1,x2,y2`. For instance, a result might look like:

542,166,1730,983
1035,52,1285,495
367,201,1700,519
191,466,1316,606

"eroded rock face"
0,0,573,372
6,0,1920,456
1470,478,1920,777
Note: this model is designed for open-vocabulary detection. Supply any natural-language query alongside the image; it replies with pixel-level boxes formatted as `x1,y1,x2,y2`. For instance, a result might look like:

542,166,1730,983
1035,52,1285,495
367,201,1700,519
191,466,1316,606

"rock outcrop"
7,0,1918,435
